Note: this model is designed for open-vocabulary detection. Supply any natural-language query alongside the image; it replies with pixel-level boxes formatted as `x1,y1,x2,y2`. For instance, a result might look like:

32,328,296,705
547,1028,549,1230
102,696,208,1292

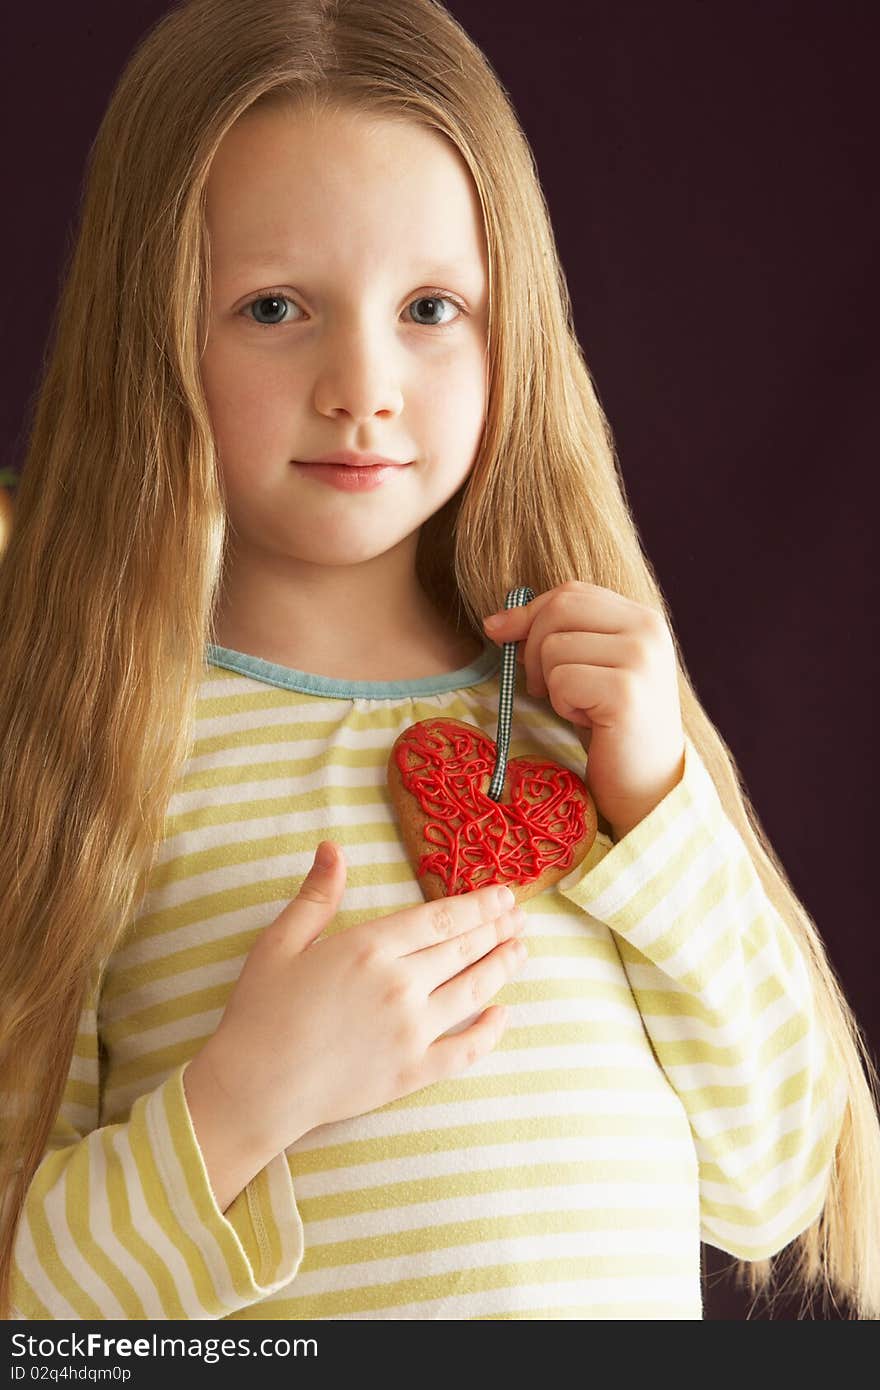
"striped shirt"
12,637,847,1320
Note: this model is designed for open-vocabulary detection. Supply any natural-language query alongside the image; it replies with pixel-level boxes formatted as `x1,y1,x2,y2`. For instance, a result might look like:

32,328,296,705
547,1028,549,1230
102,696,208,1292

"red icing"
393,719,590,895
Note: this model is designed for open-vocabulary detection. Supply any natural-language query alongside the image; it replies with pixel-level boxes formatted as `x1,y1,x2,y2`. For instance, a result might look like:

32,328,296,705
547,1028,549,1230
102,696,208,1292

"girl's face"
200,104,490,571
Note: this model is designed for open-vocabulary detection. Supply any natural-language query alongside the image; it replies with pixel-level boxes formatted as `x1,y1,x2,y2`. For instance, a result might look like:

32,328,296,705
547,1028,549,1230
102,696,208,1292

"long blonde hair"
1,0,877,1320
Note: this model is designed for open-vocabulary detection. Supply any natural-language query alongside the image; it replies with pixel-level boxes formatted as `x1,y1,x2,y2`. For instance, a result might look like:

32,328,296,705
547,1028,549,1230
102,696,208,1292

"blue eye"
407,295,462,328
240,289,466,330
244,293,298,327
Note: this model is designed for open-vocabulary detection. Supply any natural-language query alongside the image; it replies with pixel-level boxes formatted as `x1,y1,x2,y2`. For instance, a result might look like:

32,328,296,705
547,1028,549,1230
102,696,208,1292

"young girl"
1,0,877,1322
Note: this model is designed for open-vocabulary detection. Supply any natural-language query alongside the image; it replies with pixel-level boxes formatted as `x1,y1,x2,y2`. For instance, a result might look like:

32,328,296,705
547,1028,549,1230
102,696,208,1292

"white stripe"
635,975,805,1050
621,835,743,959
144,1082,246,1313
637,883,748,987
107,1113,206,1315
701,1161,832,1253
262,1151,304,1282
88,1132,168,1319
38,1144,129,1318
304,1085,695,1144
189,712,415,752
101,1045,678,1128
65,1053,98,1085
285,1225,699,1301
575,756,714,921
696,1093,836,1199
663,1029,817,1093
55,1101,97,1136
295,1179,698,1246
686,1060,831,1139
102,958,240,1021
123,846,418,944
15,1198,82,1319
111,892,624,977
287,1133,697,1200
100,1011,222,1060
101,1036,677,1122
271,1274,702,1320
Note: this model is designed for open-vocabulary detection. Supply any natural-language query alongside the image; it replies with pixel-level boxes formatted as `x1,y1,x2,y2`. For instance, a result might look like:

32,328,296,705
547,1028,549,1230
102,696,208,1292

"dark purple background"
2,1,876,1320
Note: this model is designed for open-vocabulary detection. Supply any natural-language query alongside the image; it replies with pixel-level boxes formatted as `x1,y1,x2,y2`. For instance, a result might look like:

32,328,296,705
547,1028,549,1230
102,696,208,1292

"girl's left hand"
483,581,686,842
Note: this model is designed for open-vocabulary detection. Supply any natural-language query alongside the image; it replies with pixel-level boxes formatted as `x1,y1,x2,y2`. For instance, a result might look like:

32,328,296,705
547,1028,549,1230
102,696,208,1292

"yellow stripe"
65,1142,146,1318
25,1151,104,1318
296,1157,690,1222
260,1252,695,1319
302,1204,695,1270
291,1110,689,1177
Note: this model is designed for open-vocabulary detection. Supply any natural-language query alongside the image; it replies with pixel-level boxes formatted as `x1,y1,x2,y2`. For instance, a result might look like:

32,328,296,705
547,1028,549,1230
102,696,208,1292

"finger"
422,1003,509,1086
483,591,557,699
533,630,624,699
416,903,526,992
546,661,623,727
427,930,527,1038
374,882,516,958
521,590,627,698
482,589,553,643
271,841,346,951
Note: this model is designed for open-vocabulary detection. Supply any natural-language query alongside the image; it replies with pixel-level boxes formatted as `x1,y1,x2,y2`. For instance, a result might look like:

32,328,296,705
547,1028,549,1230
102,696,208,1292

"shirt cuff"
557,732,723,918
157,1062,304,1309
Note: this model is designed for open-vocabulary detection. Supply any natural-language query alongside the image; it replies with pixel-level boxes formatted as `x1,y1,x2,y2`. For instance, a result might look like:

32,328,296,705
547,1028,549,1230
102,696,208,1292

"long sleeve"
11,969,305,1319
557,733,848,1262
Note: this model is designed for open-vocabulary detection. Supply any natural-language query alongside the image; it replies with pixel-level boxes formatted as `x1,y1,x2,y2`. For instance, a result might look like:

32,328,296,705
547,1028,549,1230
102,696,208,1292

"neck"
211,534,482,680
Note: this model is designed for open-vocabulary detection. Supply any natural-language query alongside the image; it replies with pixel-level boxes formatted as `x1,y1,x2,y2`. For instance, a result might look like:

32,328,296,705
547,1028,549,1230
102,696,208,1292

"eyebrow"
233,253,479,279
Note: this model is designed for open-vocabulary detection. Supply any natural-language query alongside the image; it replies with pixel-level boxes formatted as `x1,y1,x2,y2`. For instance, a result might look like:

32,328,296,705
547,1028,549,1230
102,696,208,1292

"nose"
312,329,404,423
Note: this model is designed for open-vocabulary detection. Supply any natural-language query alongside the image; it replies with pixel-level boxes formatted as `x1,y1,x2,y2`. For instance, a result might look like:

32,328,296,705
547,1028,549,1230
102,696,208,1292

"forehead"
205,105,488,280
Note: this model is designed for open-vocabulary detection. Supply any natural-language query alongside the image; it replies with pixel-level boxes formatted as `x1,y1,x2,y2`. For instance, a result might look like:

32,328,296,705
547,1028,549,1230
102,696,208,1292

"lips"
293,460,407,491
296,450,411,468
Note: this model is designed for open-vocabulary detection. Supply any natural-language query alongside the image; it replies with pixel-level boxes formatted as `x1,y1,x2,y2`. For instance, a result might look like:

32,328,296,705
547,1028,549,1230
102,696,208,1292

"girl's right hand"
194,841,529,1157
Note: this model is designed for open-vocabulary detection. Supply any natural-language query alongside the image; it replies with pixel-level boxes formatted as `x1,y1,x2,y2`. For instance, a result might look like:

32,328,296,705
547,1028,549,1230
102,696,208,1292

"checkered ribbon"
487,585,535,800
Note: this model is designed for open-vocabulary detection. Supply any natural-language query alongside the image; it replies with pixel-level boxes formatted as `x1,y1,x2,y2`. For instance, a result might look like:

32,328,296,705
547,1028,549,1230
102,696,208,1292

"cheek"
452,358,488,461
419,343,487,446
201,345,292,454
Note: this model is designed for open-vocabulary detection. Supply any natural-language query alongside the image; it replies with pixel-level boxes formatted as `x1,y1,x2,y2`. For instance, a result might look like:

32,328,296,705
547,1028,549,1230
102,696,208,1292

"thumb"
284,841,346,948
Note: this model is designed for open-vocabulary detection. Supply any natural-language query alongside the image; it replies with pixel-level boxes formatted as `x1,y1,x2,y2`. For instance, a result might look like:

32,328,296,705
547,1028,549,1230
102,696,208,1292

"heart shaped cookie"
388,717,597,904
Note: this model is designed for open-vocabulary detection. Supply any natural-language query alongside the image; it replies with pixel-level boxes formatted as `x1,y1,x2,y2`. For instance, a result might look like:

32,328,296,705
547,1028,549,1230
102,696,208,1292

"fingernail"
483,613,504,629
315,842,335,868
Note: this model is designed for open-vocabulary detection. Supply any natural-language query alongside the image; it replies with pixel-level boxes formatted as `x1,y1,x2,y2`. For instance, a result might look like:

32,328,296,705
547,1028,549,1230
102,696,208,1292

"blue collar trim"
204,636,501,699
